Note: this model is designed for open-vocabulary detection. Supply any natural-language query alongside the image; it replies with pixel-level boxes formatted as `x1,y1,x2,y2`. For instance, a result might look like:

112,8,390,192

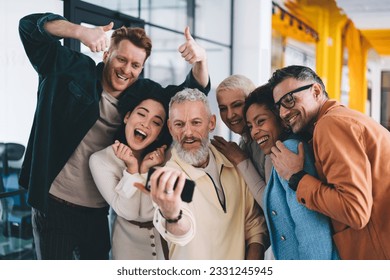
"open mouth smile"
116,73,129,81
134,128,147,140
256,136,269,146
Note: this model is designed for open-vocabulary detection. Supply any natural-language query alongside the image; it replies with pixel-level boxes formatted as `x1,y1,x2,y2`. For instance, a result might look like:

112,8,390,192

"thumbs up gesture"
178,26,206,64
79,22,114,53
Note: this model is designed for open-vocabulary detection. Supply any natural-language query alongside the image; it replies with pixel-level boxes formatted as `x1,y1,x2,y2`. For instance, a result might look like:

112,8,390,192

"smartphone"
145,167,195,203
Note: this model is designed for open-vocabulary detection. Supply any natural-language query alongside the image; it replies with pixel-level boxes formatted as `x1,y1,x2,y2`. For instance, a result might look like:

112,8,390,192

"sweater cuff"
246,233,263,247
185,70,211,94
37,13,67,40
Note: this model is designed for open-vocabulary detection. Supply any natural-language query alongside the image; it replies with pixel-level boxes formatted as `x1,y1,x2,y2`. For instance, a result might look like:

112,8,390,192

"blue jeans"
32,196,110,260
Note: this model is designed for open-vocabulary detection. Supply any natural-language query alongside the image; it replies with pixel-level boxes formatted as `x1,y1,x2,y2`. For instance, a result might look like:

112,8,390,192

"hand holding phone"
145,167,195,203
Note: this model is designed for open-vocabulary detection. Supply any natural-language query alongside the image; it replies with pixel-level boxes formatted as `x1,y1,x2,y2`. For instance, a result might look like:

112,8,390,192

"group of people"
19,12,390,260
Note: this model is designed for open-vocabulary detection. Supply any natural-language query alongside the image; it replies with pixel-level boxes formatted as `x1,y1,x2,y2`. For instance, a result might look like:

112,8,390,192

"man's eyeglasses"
274,83,314,110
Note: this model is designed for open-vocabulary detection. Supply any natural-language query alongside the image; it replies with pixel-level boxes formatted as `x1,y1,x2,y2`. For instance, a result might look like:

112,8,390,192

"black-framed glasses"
274,83,314,110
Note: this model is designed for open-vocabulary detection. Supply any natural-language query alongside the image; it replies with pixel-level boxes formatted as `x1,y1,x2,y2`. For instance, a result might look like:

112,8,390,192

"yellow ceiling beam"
272,12,318,44
361,29,390,55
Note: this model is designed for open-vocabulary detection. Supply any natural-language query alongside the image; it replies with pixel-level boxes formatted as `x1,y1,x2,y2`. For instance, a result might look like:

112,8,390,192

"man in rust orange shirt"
268,65,390,260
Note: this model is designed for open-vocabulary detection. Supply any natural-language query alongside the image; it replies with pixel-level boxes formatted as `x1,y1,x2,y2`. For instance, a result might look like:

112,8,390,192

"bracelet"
159,209,183,223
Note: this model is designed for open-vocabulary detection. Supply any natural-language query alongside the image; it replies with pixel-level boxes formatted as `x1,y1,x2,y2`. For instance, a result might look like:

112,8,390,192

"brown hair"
110,27,152,61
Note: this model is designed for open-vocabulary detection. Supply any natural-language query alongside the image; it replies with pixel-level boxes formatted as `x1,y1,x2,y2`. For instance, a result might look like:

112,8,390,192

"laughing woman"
244,84,339,260
89,84,172,260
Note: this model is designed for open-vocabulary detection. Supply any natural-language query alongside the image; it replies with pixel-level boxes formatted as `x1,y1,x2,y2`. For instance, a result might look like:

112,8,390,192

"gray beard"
173,138,209,167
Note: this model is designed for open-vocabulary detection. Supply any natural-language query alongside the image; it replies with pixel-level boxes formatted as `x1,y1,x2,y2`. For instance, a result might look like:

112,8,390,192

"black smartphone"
145,167,195,203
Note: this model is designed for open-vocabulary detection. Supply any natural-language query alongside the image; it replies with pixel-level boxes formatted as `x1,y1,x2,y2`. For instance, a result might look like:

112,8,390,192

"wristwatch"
288,170,307,191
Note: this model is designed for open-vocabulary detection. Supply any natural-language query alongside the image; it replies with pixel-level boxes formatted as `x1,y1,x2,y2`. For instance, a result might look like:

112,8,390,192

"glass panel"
0,192,34,259
341,48,350,106
140,0,187,30
1,142,34,259
195,0,231,45
83,0,140,18
144,27,231,89
381,71,390,130
284,45,315,68
143,26,190,87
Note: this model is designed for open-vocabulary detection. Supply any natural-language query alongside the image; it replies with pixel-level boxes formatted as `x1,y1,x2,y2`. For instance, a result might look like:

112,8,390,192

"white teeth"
230,120,240,125
135,129,146,136
135,129,147,139
286,114,298,124
257,136,269,145
117,73,128,81
184,139,195,143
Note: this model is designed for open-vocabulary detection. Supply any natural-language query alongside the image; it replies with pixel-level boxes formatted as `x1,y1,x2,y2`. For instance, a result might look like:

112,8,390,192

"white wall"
0,0,63,146
233,0,272,85
230,0,272,142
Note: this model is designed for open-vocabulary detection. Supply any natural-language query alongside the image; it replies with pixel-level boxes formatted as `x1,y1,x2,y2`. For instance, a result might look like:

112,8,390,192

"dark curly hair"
243,83,276,117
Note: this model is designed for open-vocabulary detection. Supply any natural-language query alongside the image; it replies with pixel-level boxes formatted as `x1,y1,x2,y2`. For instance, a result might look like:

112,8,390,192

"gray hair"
216,74,256,97
169,88,211,116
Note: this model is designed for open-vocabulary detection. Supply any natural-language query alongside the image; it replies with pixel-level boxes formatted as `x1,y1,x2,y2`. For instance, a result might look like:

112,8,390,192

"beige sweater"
154,144,269,260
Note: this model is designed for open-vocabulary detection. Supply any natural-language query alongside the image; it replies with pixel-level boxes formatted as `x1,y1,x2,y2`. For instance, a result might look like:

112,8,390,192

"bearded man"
147,88,269,260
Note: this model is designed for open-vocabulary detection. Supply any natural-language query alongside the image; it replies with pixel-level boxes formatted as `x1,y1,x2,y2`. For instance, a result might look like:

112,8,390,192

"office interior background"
1,0,389,259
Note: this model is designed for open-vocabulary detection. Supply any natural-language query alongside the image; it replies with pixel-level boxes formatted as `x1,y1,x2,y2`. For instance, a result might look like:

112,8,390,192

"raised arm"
44,18,113,53
19,13,113,74
211,136,267,208
178,27,209,88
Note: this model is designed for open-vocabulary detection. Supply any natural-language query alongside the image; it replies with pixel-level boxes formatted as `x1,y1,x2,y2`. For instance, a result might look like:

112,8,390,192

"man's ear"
103,50,109,63
313,83,322,98
209,114,216,132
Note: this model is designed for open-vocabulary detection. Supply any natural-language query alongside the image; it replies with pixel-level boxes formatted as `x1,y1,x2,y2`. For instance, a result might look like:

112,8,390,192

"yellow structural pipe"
293,0,348,101
344,20,369,113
